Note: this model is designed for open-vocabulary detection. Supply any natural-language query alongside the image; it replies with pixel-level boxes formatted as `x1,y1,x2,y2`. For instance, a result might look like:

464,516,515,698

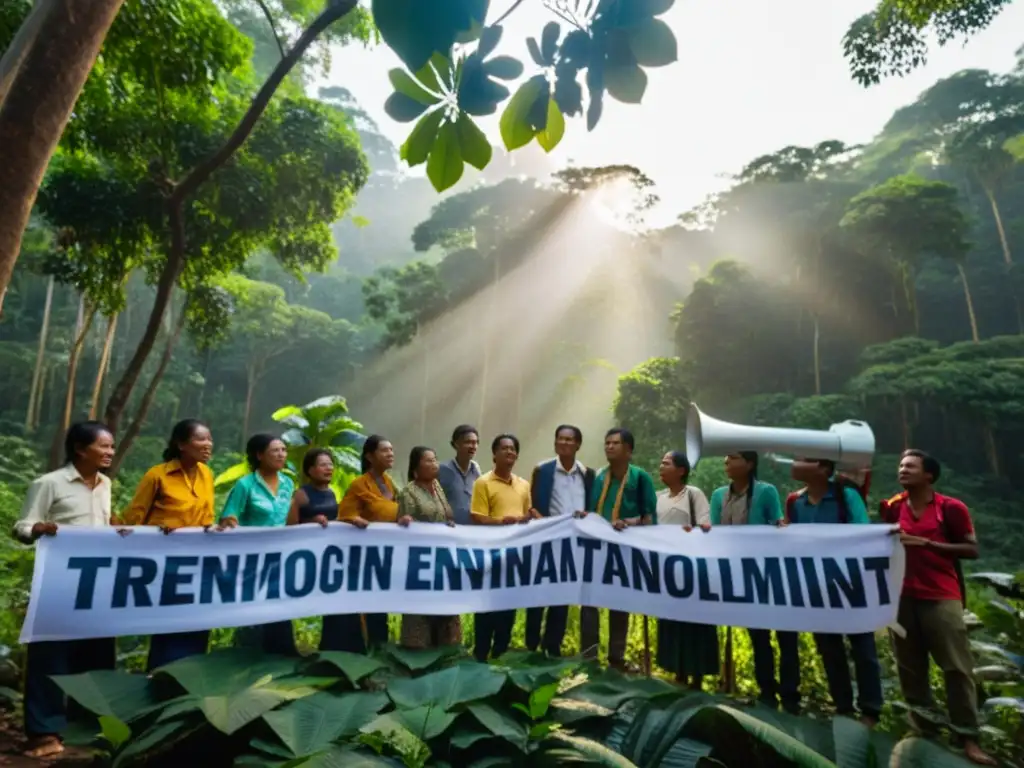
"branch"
253,0,286,59
171,0,357,204
493,0,528,27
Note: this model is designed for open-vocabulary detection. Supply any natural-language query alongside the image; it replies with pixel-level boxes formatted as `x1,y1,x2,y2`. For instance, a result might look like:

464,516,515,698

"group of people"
12,417,995,764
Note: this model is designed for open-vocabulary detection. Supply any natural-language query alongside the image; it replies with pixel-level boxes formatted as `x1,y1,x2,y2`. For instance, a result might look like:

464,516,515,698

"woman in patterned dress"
397,446,462,649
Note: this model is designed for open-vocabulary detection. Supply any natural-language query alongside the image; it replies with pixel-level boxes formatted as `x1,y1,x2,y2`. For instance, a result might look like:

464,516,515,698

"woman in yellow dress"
338,434,398,651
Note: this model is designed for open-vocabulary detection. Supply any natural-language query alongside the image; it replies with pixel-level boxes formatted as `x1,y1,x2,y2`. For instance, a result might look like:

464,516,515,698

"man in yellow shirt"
470,434,535,661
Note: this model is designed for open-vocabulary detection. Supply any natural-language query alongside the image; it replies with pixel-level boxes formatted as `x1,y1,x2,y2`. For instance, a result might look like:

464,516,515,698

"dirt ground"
0,712,93,767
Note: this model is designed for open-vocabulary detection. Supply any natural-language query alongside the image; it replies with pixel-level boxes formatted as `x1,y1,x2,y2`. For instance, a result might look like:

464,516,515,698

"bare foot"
24,735,64,758
963,740,997,766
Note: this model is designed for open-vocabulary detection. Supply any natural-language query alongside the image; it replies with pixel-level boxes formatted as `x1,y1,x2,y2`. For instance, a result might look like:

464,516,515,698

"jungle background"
3,0,1024,764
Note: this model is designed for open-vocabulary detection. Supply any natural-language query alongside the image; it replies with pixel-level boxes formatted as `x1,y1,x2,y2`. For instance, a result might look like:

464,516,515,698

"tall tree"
841,174,979,341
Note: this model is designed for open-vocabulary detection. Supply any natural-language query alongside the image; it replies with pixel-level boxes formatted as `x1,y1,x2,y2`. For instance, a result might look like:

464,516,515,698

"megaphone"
685,403,875,470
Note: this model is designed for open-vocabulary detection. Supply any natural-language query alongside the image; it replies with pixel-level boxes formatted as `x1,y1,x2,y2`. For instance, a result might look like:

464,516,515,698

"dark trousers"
236,621,296,655
814,632,884,718
525,606,569,657
147,630,210,672
748,629,801,713
580,606,630,665
319,613,389,654
474,610,516,662
24,638,116,737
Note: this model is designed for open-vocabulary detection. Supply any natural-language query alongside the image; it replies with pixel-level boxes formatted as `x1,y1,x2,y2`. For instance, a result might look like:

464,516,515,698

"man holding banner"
580,428,657,671
469,433,535,662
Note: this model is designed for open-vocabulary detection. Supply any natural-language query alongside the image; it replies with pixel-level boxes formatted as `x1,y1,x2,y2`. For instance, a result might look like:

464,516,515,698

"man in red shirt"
881,449,995,766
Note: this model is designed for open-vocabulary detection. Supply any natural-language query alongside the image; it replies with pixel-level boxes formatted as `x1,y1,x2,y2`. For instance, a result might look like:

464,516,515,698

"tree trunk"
33,361,48,432
982,424,1000,476
0,0,60,107
0,0,126,315
89,313,118,418
900,398,910,450
48,296,96,469
419,322,428,443
477,255,500,434
955,262,980,343
109,306,187,476
25,274,54,431
102,0,357,434
242,362,257,450
981,184,1023,333
812,314,822,396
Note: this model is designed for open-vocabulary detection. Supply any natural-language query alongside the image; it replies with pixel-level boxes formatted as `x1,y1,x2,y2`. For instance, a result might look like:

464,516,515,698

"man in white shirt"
13,422,116,759
526,425,595,656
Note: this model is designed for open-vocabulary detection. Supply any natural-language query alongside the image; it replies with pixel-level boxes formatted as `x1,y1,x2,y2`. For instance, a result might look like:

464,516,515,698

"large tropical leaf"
548,732,639,766
387,663,507,710
213,461,249,488
111,716,205,768
263,691,389,757
561,669,678,710
52,670,155,722
467,700,529,750
311,651,389,684
889,736,976,766
681,705,834,768
384,644,465,672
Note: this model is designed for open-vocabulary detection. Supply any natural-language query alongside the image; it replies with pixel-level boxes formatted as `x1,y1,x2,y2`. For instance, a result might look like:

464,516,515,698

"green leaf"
605,63,647,103
400,109,444,167
287,746,403,767
384,91,429,123
388,69,440,105
456,115,493,170
541,21,560,63
372,0,489,72
52,671,155,723
626,18,677,66
536,98,565,152
889,736,976,767
214,461,249,488
528,681,560,719
450,726,494,749
467,701,529,750
271,405,305,423
362,707,455,742
427,120,465,192
477,25,503,58
264,691,390,757
526,37,544,67
563,670,677,710
313,651,390,684
112,717,203,768
483,55,524,80
387,664,507,710
384,644,464,671
499,76,548,151
98,715,130,750
683,705,834,768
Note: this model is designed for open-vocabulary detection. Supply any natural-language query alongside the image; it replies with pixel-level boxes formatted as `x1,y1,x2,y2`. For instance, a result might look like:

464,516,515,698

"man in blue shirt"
787,458,883,726
438,424,481,525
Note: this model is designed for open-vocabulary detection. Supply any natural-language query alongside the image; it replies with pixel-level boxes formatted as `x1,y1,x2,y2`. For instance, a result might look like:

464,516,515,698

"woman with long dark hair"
218,434,296,655
286,448,368,651
337,435,397,650
397,446,460,649
709,451,797,712
655,451,717,690
14,422,116,759
124,419,216,670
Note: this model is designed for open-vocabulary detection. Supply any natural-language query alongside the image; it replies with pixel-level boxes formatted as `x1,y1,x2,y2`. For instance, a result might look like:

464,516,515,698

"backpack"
880,492,968,608
784,475,864,524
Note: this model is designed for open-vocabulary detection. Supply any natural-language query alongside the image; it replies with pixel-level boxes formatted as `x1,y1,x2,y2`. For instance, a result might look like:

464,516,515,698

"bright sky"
319,0,1024,225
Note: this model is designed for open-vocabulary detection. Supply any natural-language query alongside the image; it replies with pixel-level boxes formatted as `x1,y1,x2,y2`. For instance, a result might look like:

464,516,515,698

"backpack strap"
634,470,647,519
834,480,850,524
784,491,801,524
937,496,968,609
687,487,696,526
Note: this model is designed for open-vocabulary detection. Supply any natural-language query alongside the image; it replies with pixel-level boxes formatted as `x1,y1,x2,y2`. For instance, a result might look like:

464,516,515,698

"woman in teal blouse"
709,451,799,714
219,433,296,655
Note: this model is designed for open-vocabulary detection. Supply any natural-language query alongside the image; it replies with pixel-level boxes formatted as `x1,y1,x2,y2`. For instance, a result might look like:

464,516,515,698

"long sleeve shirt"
338,472,398,522
122,460,215,529
12,465,111,544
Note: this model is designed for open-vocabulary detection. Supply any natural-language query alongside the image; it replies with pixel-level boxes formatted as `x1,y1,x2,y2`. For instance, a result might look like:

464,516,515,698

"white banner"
20,516,905,642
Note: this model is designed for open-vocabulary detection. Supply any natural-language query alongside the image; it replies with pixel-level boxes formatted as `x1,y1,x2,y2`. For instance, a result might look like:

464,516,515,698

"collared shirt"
788,483,869,525
656,486,710,528
549,459,586,517
339,472,398,522
438,458,481,525
219,472,295,527
470,470,531,521
589,465,658,522
12,465,111,544
721,488,751,526
122,460,216,529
